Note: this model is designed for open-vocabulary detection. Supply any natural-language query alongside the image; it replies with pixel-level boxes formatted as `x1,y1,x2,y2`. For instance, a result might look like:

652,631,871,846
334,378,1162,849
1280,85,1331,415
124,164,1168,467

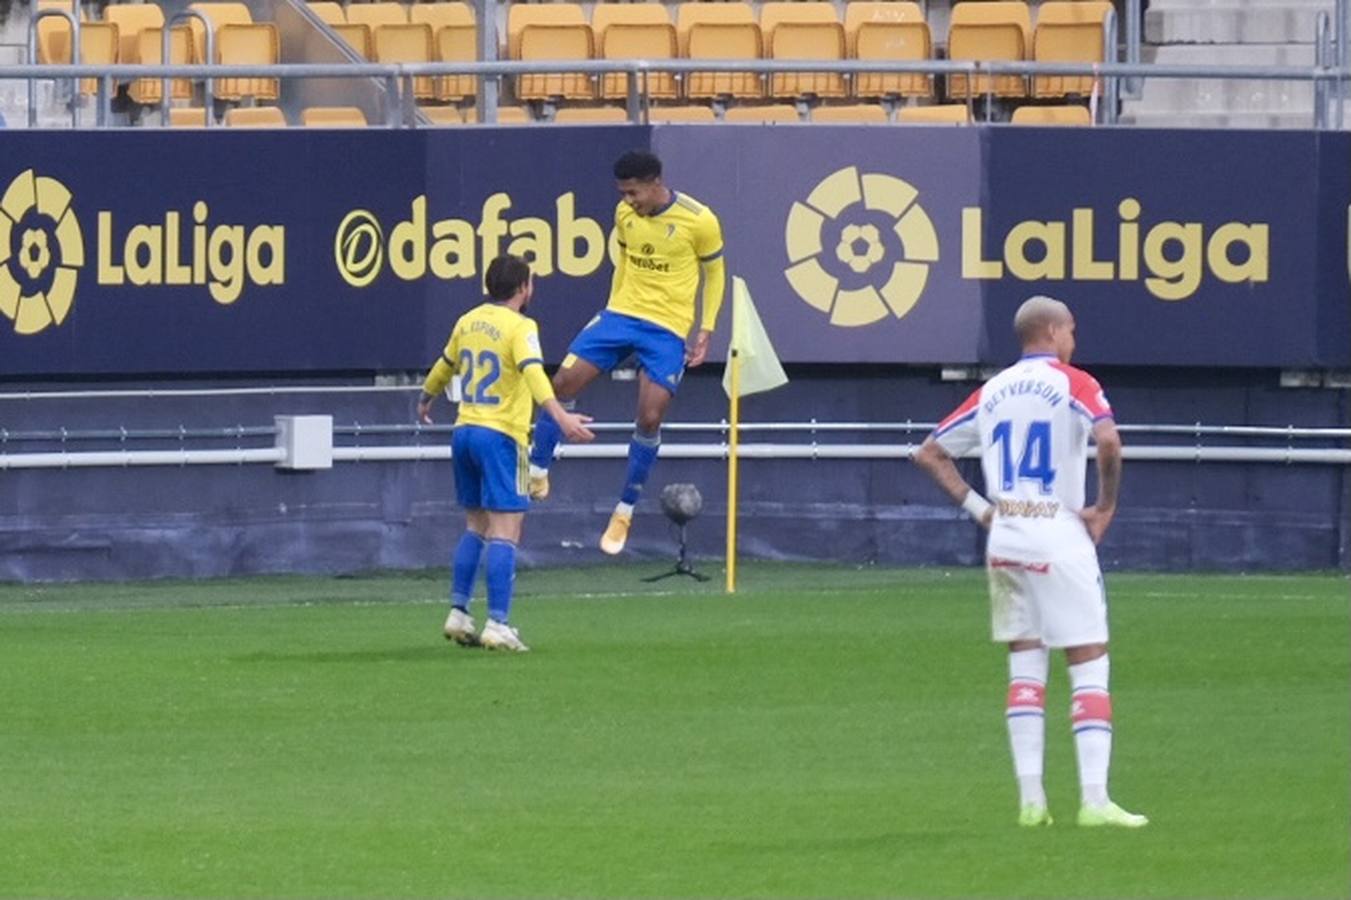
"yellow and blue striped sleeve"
696,210,726,331
511,320,555,405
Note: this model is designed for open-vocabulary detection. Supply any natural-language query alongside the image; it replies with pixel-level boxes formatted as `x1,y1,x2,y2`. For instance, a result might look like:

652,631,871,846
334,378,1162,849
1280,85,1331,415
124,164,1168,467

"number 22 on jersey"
458,349,501,405
992,419,1056,493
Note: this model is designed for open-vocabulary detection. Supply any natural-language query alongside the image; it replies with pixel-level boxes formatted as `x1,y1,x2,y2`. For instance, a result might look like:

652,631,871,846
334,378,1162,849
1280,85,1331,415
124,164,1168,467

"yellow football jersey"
424,303,550,446
607,191,725,337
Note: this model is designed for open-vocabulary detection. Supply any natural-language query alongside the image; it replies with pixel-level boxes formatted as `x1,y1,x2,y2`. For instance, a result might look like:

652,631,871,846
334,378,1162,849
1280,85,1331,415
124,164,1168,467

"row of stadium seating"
158,99,1091,126
34,0,1110,109
309,0,1112,104
35,0,278,103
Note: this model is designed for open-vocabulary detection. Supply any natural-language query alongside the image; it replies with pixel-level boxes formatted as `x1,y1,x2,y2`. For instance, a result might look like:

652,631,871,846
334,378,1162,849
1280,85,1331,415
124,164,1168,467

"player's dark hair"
484,254,531,301
613,151,662,182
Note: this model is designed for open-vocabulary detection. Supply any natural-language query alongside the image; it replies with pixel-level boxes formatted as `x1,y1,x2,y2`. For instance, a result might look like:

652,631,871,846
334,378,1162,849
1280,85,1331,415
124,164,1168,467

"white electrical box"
275,415,334,470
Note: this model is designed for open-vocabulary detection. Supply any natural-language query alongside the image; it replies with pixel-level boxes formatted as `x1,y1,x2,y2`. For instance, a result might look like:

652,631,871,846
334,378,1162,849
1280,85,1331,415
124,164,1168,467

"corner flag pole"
726,348,741,594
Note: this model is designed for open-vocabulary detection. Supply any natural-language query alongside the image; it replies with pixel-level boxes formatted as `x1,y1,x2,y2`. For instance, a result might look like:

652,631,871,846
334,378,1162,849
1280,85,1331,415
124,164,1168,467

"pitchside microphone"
643,483,710,583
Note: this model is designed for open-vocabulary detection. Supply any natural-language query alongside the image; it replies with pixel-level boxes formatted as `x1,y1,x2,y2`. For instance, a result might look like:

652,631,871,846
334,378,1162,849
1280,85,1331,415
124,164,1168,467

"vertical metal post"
1315,11,1330,130
1336,0,1348,128
1125,0,1141,98
1103,8,1119,125
96,73,110,126
625,67,640,123
27,9,79,128
475,0,498,124
384,73,400,126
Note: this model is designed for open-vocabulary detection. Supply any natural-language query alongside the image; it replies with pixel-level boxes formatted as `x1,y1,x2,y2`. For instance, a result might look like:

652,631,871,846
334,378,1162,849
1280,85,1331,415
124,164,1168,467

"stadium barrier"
8,56,1351,129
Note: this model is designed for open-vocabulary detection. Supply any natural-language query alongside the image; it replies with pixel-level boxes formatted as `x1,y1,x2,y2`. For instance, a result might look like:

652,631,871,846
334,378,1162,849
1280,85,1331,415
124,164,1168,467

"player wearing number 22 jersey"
418,255,593,652
915,295,1146,831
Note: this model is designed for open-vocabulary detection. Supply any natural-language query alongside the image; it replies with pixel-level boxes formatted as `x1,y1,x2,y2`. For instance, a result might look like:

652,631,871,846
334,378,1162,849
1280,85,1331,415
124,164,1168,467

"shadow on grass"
232,644,484,664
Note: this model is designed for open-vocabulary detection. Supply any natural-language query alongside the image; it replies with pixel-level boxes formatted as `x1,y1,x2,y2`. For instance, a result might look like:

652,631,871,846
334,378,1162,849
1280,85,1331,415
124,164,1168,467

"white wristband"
961,491,992,521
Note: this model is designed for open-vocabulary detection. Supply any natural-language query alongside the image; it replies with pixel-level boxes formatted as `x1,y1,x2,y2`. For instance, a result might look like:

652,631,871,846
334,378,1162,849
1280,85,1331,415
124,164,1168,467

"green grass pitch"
2,564,1347,898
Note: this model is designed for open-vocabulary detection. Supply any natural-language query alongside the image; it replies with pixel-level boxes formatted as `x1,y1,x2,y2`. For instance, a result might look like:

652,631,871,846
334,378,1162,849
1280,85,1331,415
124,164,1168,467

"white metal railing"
0,418,1345,468
5,57,1350,129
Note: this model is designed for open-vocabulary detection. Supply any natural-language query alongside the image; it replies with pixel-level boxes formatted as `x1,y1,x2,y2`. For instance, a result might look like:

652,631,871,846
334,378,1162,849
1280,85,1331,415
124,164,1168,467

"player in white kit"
915,295,1148,829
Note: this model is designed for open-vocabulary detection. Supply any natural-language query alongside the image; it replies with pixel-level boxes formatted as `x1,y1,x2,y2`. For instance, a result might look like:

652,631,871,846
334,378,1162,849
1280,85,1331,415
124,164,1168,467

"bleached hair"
1013,295,1071,346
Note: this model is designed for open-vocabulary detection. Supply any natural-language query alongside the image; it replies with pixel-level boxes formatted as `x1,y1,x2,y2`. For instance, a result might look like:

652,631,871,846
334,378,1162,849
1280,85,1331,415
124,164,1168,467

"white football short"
986,550,1109,648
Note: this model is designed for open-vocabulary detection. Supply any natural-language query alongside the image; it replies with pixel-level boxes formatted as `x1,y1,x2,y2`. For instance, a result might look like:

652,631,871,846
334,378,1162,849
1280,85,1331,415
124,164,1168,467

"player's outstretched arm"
1081,419,1123,544
914,437,993,529
541,398,595,443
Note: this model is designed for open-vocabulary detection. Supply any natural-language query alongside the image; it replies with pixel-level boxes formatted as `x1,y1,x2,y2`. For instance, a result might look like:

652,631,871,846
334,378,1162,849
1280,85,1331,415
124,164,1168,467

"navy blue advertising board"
0,126,1346,375
655,127,1351,369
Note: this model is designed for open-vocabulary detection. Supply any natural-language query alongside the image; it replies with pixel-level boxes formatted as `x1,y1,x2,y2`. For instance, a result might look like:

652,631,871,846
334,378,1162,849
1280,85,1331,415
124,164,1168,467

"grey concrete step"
1118,108,1330,127
1122,43,1318,114
1145,0,1336,45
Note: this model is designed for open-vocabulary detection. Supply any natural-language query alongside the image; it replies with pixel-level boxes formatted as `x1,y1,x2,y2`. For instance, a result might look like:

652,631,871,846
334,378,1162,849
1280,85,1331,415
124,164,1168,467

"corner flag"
723,277,787,594
722,277,787,398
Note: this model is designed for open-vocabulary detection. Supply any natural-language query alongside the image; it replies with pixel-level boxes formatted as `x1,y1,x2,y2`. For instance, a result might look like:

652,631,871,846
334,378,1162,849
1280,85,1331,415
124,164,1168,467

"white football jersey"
932,353,1114,561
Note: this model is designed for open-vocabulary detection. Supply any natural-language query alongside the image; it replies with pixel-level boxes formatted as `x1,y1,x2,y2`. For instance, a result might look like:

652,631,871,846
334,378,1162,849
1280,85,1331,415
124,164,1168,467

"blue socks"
621,428,661,506
485,539,517,624
529,400,573,470
450,531,485,611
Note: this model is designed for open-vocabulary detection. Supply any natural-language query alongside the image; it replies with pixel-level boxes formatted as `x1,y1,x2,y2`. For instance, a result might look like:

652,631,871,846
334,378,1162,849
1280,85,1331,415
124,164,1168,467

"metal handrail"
9,59,1351,80
26,5,79,128
12,57,1351,128
163,10,215,129
0,421,1345,443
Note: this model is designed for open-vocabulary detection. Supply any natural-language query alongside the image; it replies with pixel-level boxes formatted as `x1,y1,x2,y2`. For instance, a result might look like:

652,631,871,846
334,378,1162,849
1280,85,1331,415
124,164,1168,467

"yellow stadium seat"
374,23,435,99
128,25,193,105
1010,103,1091,125
187,2,253,67
1033,1,1112,98
105,3,165,69
422,105,466,125
811,103,887,122
345,2,409,28
507,3,586,59
592,4,678,101
760,2,846,99
457,106,533,124
723,103,799,123
847,2,931,100
169,106,209,127
72,22,119,95
554,105,630,123
686,22,763,100
35,0,84,68
333,22,373,57
307,2,346,25
38,14,118,97
215,23,280,102
648,104,716,123
948,1,1032,99
517,23,595,101
896,103,970,124
410,2,474,30
435,24,477,102
675,2,754,54
302,106,369,126
224,105,288,127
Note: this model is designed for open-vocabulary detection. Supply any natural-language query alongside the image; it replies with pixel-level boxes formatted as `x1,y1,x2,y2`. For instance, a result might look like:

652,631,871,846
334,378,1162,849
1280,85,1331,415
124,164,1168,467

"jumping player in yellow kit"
527,150,726,555
418,254,593,651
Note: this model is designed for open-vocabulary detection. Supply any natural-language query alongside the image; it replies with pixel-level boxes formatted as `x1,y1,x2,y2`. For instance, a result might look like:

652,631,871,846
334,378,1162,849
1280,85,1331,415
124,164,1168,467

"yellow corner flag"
723,277,787,594
722,277,788,399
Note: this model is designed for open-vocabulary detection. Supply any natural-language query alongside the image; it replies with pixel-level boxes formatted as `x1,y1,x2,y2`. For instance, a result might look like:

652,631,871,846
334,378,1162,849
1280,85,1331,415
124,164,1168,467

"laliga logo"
0,169,84,335
784,166,939,327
